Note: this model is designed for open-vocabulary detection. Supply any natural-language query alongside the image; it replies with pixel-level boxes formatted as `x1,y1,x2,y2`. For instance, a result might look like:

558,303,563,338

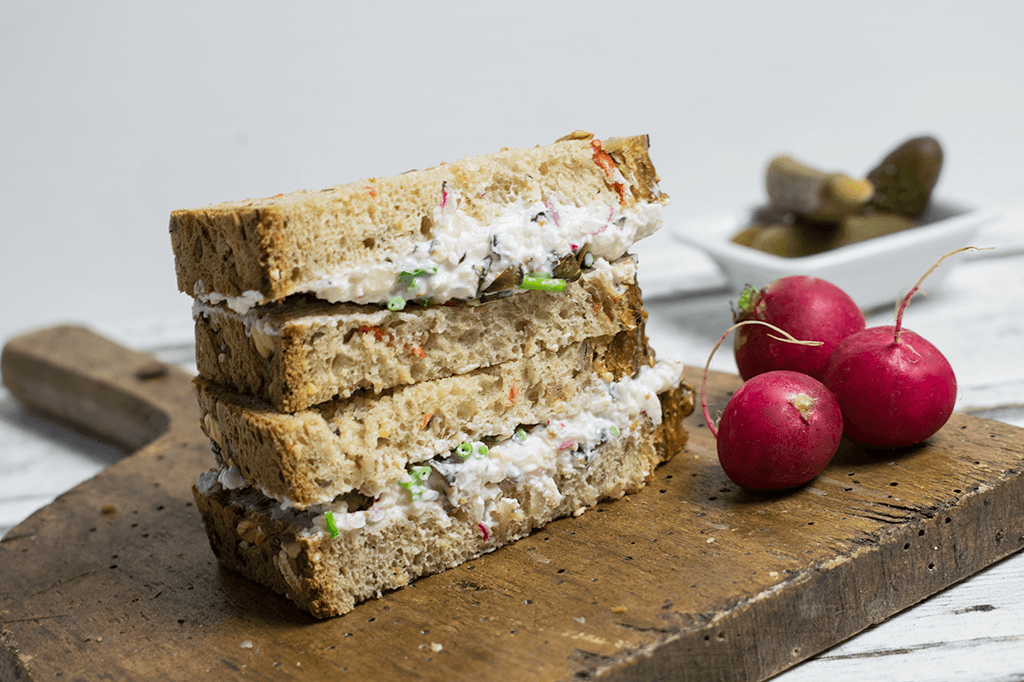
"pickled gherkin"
765,155,874,222
866,136,944,218
732,135,944,257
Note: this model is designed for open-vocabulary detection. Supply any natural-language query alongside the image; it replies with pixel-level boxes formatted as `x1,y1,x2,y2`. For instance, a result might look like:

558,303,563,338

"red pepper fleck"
408,345,426,359
365,186,377,198
355,325,391,343
478,523,490,540
590,139,627,207
508,379,520,404
420,412,433,429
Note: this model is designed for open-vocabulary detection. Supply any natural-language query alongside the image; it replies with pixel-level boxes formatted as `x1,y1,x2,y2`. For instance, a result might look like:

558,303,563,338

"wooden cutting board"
2,325,1023,682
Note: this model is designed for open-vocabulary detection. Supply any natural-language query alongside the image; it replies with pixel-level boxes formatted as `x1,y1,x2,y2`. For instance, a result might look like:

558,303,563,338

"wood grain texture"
1,326,1024,681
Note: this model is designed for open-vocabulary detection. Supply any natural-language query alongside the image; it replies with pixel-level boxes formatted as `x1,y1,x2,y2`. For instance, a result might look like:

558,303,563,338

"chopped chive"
520,276,566,293
457,442,473,458
476,445,489,457
410,465,432,482
398,267,438,290
387,296,406,311
324,511,340,538
610,425,621,437
513,428,528,443
399,465,431,502
400,267,437,278
399,479,424,502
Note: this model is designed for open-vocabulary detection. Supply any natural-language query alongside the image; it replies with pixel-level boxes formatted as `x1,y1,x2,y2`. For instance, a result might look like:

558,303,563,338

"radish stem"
701,320,823,438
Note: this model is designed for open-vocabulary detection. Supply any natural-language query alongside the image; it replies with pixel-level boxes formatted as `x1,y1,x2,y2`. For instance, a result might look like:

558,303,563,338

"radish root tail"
701,320,823,439
893,246,991,342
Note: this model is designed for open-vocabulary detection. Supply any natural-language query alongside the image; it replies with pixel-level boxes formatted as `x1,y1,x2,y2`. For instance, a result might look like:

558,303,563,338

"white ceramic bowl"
672,200,999,311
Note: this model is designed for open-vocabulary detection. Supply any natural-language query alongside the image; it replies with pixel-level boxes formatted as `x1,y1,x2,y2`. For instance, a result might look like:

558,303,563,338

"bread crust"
170,134,667,302
194,256,646,412
193,384,693,619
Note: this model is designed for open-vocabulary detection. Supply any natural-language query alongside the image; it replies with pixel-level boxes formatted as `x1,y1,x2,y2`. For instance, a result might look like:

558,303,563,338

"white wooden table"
3,207,1023,680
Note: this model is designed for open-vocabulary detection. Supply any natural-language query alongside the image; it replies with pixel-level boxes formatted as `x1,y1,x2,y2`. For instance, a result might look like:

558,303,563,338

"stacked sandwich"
169,131,695,619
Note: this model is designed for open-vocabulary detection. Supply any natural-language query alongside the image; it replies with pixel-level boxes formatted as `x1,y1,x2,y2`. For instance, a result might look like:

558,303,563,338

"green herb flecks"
520,275,566,293
324,511,340,538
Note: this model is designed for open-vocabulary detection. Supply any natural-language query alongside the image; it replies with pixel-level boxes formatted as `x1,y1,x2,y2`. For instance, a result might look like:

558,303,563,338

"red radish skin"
822,247,979,448
716,370,844,490
701,321,843,491
823,326,955,447
734,275,865,382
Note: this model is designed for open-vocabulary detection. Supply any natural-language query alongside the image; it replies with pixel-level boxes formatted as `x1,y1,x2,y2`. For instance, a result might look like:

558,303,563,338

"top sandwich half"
169,131,668,312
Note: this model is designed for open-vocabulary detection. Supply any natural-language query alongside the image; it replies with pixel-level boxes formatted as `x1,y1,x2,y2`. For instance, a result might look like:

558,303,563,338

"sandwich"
170,131,663,312
170,131,694,618
195,380,692,618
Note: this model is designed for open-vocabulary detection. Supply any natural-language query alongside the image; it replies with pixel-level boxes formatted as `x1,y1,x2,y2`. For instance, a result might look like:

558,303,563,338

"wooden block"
1,325,1023,681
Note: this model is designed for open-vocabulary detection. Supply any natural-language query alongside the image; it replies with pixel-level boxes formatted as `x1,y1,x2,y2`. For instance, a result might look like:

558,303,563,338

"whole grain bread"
194,256,645,412
197,322,653,507
170,132,666,306
193,383,693,619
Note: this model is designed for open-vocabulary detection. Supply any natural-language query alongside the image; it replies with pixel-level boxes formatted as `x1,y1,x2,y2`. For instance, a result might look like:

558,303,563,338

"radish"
733,275,865,382
702,321,844,491
822,248,979,448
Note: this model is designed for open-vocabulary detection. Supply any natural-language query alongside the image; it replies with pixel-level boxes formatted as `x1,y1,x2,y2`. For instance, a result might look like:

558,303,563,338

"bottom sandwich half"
193,380,694,619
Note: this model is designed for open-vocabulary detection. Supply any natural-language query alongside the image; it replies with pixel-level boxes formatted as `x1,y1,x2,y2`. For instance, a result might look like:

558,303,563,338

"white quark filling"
192,255,637,353
193,281,266,315
217,466,246,490
297,358,682,540
194,191,663,314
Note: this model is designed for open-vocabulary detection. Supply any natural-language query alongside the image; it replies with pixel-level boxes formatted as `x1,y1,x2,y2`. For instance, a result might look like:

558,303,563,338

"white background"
3,1,1024,345
3,2,1024,679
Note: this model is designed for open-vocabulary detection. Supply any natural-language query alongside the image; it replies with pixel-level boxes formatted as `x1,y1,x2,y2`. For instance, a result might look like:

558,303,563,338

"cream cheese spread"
192,255,637,352
194,191,664,314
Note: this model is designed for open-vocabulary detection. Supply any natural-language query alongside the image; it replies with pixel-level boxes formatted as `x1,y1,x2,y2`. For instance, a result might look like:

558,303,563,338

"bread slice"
170,132,667,310
197,320,654,508
193,380,694,619
193,255,645,413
